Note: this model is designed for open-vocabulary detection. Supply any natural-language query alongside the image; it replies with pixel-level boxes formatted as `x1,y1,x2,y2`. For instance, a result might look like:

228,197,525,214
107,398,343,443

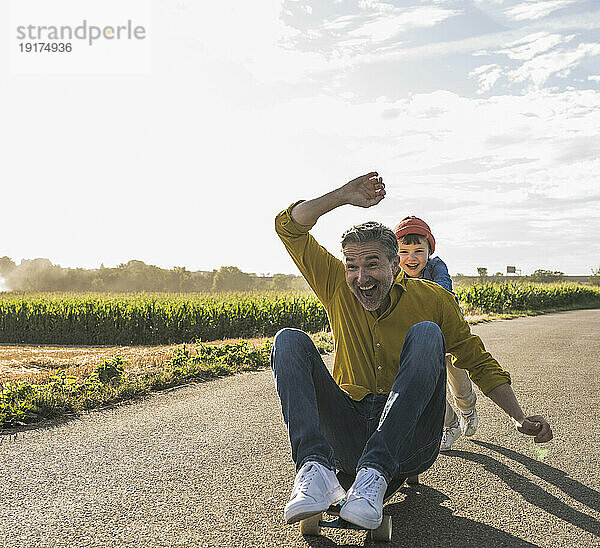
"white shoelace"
293,462,339,496
294,463,318,494
350,469,386,507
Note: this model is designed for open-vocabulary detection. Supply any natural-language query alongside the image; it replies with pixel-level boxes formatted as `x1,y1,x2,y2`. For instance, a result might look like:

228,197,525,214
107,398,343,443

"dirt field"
0,344,179,383
0,336,271,383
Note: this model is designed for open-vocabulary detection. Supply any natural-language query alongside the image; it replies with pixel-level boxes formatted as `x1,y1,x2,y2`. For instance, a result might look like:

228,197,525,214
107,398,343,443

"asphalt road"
1,309,599,547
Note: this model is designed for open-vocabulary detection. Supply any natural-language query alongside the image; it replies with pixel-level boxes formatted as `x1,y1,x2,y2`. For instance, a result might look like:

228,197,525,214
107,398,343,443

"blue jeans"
271,322,447,484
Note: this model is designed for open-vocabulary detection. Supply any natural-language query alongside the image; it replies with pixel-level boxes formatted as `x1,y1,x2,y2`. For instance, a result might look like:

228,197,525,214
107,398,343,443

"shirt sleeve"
437,288,511,395
426,257,453,292
274,202,345,305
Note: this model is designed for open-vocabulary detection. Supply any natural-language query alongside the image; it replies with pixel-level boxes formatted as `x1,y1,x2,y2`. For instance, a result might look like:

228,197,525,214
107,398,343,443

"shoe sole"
285,509,324,525
285,489,346,525
339,506,382,530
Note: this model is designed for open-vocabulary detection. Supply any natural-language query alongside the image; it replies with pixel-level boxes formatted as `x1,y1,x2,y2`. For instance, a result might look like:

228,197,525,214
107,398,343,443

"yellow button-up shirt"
275,202,510,401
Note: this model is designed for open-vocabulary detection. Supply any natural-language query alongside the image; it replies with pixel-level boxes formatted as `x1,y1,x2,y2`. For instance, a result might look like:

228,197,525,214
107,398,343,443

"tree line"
457,267,600,286
2,257,597,293
0,257,310,292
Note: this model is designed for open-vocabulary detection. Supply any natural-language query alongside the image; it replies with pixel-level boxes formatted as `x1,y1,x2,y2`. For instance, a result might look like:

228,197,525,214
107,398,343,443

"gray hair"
341,221,399,262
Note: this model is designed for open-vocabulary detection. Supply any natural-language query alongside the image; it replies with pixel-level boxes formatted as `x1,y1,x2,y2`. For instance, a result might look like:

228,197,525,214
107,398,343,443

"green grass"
0,334,337,429
0,340,265,428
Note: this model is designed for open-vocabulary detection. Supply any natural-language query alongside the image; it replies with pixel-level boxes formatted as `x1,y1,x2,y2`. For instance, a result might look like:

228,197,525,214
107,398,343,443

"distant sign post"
506,266,521,276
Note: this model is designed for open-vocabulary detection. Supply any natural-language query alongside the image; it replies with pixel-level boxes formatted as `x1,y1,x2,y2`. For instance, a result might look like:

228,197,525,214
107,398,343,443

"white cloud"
497,32,574,60
261,4,600,90
358,0,394,10
324,6,459,43
508,41,600,87
504,0,578,22
251,88,600,207
471,32,600,92
470,64,504,93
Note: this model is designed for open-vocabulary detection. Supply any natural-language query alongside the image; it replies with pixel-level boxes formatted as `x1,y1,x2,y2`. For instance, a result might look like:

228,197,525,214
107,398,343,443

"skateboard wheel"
300,513,321,536
407,475,419,485
370,515,392,542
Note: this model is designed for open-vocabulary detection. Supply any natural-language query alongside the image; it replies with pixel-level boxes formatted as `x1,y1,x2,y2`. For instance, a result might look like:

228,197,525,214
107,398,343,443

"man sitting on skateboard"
272,172,553,530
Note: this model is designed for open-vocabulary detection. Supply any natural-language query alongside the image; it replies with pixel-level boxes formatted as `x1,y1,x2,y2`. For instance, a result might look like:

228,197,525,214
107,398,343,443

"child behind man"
394,216,478,451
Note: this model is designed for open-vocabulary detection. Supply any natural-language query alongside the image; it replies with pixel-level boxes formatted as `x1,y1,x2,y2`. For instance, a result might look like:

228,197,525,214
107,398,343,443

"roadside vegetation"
2,283,599,346
1,283,599,429
0,292,328,345
457,281,600,314
0,335,334,429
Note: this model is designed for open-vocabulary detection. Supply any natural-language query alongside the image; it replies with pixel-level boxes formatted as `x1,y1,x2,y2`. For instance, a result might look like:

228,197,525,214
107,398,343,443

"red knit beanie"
393,216,436,254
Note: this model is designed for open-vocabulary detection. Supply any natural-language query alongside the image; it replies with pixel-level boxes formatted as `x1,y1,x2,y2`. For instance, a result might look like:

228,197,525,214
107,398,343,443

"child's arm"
423,257,453,292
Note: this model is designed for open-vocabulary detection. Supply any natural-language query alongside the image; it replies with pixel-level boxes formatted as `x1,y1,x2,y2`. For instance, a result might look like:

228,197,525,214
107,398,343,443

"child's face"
398,236,430,278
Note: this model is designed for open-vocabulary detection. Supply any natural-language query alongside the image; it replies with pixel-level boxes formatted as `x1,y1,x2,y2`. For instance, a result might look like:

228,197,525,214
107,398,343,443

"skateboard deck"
299,472,419,541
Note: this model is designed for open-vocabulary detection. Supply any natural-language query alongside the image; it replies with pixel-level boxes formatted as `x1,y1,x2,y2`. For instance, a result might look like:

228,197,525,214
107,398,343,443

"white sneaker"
284,461,345,524
339,467,388,529
460,408,478,437
440,422,461,451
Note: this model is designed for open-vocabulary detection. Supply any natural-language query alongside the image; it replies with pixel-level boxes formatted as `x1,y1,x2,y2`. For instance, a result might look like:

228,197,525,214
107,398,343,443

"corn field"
0,284,598,345
456,282,600,314
0,292,328,345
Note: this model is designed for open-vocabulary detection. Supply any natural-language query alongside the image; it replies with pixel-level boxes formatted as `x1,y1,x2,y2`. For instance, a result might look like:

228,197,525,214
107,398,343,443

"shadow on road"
445,443,600,538
303,484,539,547
0,414,82,439
472,440,600,513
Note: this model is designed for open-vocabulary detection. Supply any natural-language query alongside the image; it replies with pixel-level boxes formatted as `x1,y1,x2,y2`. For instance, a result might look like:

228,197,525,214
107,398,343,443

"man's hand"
290,171,386,226
341,172,386,208
487,383,553,444
514,415,553,443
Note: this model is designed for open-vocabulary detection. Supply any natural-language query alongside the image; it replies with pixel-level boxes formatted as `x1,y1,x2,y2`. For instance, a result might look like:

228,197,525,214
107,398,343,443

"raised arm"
291,172,385,226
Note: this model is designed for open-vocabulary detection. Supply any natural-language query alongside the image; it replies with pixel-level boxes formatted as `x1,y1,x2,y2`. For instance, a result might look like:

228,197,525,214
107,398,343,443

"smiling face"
343,241,400,316
398,235,430,278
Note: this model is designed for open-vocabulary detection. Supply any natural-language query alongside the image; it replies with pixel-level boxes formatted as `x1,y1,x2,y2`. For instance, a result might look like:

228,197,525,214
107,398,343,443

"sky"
1,0,599,278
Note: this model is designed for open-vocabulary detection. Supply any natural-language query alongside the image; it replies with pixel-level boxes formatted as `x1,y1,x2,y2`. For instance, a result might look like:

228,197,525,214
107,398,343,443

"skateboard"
299,471,419,542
